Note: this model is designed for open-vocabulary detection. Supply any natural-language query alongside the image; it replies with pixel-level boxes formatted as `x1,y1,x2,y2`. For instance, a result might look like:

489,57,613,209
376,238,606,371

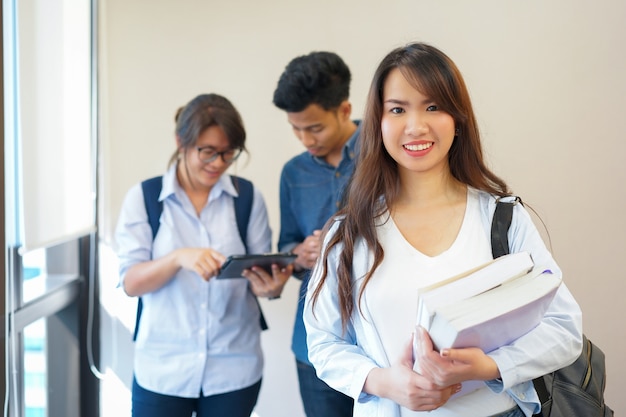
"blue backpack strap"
231,175,269,331
142,176,164,239
230,175,252,251
133,176,164,341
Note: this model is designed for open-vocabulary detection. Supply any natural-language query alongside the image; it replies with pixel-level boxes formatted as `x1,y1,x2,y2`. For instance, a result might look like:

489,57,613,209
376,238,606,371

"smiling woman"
304,42,583,417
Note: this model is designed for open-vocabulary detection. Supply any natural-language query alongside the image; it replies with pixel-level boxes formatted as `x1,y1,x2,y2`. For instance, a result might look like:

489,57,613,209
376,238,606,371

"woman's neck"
176,162,211,215
395,167,466,210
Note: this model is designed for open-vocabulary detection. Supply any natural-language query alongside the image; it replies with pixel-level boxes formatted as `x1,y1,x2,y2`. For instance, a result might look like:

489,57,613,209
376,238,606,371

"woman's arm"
304,223,459,409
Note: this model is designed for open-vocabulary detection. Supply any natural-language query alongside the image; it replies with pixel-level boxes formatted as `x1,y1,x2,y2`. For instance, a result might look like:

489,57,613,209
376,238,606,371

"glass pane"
17,0,95,251
22,248,47,304
24,318,47,417
22,248,46,280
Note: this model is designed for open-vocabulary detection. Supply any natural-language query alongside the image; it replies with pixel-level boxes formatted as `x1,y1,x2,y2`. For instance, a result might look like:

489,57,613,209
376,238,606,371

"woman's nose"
405,114,428,137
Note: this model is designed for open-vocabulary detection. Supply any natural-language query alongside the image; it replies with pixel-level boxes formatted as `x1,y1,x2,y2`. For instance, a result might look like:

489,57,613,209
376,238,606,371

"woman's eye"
426,104,438,111
390,107,404,114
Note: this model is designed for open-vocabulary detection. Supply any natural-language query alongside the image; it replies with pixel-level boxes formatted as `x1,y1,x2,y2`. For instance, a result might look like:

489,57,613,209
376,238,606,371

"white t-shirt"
365,188,516,416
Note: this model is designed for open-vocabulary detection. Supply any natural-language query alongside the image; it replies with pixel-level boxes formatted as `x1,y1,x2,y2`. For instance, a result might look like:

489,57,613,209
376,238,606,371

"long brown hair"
310,42,510,331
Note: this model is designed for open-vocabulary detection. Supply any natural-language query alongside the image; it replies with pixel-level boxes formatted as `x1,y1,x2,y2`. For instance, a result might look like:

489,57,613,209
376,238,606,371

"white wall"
98,1,626,416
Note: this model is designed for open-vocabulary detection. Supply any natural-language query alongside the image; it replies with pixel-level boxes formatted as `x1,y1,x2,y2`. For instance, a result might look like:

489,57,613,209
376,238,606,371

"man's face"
286,103,348,161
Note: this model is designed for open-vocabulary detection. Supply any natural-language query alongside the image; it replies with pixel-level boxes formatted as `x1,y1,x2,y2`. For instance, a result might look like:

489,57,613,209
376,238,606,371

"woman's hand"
415,326,500,387
242,263,294,299
124,247,226,296
364,335,461,411
176,248,227,281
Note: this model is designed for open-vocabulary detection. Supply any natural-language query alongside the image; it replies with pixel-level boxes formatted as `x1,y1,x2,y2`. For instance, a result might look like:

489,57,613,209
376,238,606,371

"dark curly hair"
273,51,351,112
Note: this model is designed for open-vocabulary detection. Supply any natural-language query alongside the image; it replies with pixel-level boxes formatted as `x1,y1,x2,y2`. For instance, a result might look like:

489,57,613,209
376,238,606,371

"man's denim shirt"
278,121,361,365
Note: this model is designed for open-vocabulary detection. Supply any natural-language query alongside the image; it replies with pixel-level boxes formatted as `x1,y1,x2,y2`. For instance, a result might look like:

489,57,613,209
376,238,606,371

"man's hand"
292,230,322,270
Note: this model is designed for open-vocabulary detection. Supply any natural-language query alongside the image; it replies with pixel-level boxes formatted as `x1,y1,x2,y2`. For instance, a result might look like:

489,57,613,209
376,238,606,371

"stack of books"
412,251,561,396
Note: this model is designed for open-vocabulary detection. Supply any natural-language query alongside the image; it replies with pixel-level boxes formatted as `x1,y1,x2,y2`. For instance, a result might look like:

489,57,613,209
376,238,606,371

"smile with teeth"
404,142,433,151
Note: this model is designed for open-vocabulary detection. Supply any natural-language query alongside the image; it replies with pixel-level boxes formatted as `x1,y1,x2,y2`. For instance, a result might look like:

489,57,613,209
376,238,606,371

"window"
2,0,100,416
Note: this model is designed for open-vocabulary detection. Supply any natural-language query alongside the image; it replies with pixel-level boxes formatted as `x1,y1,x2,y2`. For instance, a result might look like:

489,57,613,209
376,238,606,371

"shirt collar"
162,163,239,202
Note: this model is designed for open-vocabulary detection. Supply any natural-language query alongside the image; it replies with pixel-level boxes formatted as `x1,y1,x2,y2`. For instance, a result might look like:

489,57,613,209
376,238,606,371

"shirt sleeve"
303,221,380,401
278,165,305,252
114,182,153,287
486,201,583,412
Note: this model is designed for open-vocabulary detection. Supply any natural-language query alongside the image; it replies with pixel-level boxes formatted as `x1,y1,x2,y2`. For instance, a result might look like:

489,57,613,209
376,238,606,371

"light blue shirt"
304,190,583,417
115,164,271,397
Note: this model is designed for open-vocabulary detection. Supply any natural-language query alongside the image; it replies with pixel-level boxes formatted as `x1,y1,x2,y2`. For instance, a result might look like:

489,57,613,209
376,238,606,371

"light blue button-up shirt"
115,164,272,397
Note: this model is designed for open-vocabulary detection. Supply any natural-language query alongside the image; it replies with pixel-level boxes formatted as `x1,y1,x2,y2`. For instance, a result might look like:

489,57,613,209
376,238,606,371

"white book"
427,267,561,352
411,253,560,398
415,251,535,331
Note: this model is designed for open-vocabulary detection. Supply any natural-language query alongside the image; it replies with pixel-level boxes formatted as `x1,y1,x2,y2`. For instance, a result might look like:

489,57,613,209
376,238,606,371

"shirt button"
335,172,341,178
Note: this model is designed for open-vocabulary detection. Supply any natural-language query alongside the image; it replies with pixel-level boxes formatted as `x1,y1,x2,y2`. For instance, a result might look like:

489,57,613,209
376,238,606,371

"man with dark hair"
273,51,359,417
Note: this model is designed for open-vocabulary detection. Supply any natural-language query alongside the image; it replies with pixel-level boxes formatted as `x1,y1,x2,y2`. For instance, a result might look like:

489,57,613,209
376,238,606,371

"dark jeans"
132,377,261,417
296,360,353,417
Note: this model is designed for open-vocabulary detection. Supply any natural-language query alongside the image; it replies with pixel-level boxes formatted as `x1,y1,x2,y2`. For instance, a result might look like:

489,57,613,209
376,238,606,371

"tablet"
217,253,297,279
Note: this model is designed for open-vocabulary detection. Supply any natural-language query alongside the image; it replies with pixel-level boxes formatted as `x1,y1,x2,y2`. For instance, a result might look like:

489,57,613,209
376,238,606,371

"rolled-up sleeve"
304,223,381,401
485,201,583,413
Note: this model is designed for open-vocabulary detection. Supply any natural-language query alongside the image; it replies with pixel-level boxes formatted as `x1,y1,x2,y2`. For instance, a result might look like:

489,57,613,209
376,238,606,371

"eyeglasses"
196,146,242,164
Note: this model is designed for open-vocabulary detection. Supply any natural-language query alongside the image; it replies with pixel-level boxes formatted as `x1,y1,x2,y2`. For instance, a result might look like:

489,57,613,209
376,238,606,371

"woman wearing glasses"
115,93,293,417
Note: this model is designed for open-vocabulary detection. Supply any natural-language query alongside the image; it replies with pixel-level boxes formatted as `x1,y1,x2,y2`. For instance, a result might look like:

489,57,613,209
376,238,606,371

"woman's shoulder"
469,188,529,229
470,187,523,206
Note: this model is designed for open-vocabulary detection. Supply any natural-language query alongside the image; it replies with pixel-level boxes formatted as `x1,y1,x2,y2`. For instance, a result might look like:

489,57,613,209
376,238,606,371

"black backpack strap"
532,376,549,416
491,196,548,413
491,196,521,258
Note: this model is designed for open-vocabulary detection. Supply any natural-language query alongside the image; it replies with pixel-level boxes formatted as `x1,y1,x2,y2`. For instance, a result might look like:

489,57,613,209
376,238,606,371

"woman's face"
381,68,456,178
183,125,234,190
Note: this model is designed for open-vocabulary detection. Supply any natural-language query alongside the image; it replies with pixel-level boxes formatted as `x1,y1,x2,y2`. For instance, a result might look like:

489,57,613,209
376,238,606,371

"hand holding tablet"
216,253,297,279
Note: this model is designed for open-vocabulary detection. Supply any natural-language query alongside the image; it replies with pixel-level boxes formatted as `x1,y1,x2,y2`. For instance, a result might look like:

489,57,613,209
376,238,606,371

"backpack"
133,175,267,341
491,198,613,417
